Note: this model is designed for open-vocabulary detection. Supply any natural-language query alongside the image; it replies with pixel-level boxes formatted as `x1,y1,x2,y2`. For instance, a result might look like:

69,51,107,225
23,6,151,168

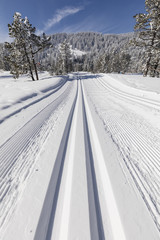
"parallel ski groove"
34,79,106,240
34,81,78,240
0,78,66,124
93,76,160,231
81,80,105,240
0,83,70,166
106,117,160,230
0,81,73,229
81,79,126,240
97,77,160,110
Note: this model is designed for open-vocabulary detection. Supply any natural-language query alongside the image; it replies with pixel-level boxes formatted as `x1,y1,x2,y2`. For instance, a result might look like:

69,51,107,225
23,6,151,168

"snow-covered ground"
0,71,160,239
108,73,160,93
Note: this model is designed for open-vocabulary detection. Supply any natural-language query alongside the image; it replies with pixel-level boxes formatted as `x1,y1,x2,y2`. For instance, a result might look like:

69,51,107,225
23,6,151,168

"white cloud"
37,6,83,35
61,15,117,34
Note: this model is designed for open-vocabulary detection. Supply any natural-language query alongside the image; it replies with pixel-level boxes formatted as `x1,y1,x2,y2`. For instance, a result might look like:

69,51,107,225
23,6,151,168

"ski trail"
83,74,160,235
57,81,79,240
2,73,160,240
97,76,160,110
95,76,160,230
81,82,105,239
34,82,78,240
81,80,126,240
0,80,74,231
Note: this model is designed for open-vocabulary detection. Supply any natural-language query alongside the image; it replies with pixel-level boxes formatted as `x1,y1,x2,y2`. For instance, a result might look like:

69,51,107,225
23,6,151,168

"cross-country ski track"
0,72,160,239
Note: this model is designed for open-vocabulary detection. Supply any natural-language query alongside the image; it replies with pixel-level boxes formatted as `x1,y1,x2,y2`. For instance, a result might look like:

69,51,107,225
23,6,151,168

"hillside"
37,32,144,73
1,32,144,74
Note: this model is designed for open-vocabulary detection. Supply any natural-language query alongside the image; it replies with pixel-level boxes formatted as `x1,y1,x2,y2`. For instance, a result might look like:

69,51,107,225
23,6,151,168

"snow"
0,71,68,146
98,73,160,130
15,12,21,17
0,71,160,239
82,82,126,240
0,71,65,109
57,44,86,58
107,73,160,94
71,48,86,57
83,73,160,235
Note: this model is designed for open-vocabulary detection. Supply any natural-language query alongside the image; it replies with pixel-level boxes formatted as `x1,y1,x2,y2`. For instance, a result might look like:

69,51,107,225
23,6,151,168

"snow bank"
0,72,65,109
106,73,160,94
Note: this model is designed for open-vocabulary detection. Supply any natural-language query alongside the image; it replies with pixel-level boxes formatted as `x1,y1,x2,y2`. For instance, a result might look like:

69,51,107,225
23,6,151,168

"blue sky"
0,0,145,42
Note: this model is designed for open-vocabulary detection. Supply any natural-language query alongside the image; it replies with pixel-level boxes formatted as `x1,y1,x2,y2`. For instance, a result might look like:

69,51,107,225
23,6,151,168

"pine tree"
5,41,28,78
5,12,51,80
133,0,160,77
120,52,131,73
55,54,63,75
0,45,4,70
93,55,106,73
58,40,72,74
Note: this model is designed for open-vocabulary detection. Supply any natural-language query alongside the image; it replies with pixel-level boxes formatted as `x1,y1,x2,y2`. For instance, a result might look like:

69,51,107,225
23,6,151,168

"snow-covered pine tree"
5,13,35,80
59,40,72,74
5,12,51,80
0,44,4,70
5,41,28,78
0,44,10,71
146,0,160,77
108,49,121,73
93,54,107,73
133,0,160,77
119,51,131,73
55,54,63,75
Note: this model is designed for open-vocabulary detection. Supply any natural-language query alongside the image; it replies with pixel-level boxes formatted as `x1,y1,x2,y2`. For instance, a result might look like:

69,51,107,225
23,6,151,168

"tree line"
133,0,160,77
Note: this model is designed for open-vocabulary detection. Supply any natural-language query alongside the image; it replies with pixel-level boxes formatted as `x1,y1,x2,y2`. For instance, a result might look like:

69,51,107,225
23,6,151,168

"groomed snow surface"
0,71,160,239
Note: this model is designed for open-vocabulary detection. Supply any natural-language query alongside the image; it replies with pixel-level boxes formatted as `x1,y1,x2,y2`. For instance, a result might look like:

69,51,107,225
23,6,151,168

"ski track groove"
34,81,78,240
81,80,105,240
107,118,160,228
0,80,74,229
90,76,160,231
0,78,67,124
34,77,127,240
57,80,79,240
81,79,126,240
34,79,106,240
97,77,160,110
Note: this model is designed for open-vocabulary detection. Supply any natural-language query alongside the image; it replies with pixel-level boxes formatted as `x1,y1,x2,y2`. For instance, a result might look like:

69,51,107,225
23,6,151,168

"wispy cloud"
37,6,83,35
61,15,115,34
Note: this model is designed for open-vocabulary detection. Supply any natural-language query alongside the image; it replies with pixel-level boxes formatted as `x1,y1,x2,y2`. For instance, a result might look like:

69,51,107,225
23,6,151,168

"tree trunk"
30,45,39,80
153,59,159,77
32,57,39,80
145,31,157,76
24,44,35,81
144,53,152,76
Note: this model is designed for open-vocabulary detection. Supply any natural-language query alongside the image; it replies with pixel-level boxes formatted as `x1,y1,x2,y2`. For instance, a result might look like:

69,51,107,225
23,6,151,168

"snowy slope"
84,73,160,233
0,72,160,239
107,73,160,93
71,48,86,57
